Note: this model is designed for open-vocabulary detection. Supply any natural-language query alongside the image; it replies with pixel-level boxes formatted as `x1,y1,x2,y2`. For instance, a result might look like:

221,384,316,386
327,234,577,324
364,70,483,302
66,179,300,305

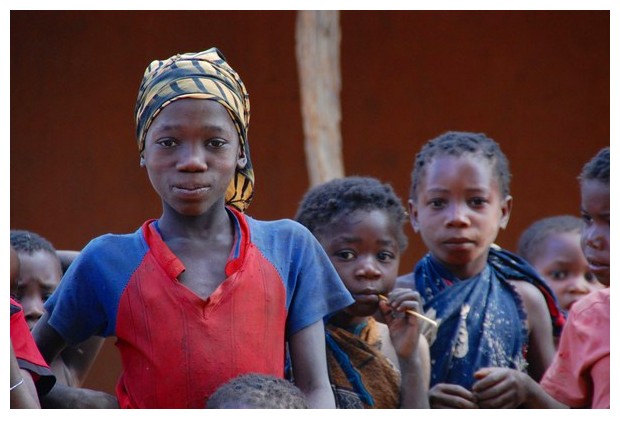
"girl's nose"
177,144,208,171
446,203,470,227
23,295,44,328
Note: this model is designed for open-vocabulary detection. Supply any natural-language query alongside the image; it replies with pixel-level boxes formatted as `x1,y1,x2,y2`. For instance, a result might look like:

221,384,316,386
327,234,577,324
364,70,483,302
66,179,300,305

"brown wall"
10,11,609,394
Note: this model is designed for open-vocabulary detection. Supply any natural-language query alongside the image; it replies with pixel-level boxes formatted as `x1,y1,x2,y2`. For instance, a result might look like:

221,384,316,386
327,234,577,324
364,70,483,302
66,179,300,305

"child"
397,131,564,408
295,176,430,408
10,229,104,388
206,373,308,409
10,246,56,408
517,215,604,312
32,47,353,408
519,147,610,408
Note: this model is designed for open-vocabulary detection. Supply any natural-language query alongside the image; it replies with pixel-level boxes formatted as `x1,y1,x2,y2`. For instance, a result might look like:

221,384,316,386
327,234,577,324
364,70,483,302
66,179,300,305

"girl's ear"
139,156,146,167
499,195,513,230
408,199,420,233
237,146,248,169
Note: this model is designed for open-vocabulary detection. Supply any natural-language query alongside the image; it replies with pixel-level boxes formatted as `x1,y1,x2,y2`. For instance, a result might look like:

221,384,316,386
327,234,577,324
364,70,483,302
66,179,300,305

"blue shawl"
414,247,565,389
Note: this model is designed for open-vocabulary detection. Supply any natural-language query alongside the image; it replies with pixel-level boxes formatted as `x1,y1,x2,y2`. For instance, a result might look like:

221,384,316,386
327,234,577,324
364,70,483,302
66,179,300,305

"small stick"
378,294,438,327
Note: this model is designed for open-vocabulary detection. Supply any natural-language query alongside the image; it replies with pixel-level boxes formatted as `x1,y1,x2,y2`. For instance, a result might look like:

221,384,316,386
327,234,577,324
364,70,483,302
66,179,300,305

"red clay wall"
10,10,609,395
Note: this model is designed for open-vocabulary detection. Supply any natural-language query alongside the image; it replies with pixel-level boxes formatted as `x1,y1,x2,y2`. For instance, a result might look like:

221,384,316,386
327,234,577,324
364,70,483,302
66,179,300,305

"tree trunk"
295,10,344,187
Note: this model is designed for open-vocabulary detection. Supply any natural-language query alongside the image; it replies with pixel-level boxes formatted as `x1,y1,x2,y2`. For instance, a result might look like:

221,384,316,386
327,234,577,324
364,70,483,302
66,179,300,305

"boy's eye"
42,293,53,302
334,250,356,261
377,251,396,262
584,271,597,283
581,212,593,225
428,199,445,209
549,270,567,280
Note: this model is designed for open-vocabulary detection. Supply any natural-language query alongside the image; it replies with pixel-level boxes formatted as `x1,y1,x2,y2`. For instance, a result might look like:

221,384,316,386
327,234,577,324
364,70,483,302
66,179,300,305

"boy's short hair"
579,147,609,185
10,229,57,256
409,131,511,201
516,215,583,263
206,373,308,409
295,176,408,251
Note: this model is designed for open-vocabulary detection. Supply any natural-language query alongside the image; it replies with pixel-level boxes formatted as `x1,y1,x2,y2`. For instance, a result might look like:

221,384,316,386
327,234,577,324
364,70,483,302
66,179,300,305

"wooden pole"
295,10,344,187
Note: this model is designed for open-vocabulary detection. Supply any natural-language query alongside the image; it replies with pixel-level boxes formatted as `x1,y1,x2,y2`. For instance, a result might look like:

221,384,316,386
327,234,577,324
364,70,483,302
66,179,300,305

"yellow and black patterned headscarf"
135,47,254,212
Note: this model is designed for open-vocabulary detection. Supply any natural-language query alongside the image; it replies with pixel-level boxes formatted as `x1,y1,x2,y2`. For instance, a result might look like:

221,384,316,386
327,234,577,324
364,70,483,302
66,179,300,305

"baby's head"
517,215,604,310
409,131,511,203
578,147,610,286
206,373,308,409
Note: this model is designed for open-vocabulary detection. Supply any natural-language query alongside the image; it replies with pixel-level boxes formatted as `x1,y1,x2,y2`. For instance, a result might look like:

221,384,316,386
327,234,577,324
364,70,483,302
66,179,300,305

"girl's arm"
288,319,335,408
511,280,556,381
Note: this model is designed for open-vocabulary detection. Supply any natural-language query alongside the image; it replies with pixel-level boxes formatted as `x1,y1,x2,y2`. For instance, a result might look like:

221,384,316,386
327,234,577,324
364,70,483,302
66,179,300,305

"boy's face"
580,179,610,286
317,209,400,319
142,99,247,217
532,231,605,311
11,250,63,330
409,155,512,279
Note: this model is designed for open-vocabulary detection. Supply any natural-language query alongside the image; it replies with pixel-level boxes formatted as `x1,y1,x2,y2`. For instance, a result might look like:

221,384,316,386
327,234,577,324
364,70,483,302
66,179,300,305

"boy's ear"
499,195,513,230
236,146,247,169
408,199,420,233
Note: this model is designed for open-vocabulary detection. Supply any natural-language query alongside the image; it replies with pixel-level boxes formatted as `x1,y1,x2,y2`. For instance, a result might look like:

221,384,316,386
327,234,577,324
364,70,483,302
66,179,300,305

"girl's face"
532,231,605,311
409,155,512,279
142,99,246,218
317,209,401,321
580,179,610,286
11,250,63,330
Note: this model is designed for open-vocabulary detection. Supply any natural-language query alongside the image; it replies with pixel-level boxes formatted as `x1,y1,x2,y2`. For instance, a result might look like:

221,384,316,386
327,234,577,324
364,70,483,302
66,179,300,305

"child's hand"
429,383,478,408
379,288,423,359
471,367,528,408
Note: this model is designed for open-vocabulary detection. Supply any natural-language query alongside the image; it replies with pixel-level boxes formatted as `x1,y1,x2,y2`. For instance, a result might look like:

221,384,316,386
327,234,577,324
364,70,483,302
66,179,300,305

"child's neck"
330,313,370,335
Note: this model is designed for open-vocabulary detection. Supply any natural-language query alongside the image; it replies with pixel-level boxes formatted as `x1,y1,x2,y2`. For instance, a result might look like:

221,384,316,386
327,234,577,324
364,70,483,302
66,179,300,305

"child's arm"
288,319,335,408
379,288,430,408
511,280,556,381
472,367,568,408
56,250,80,274
10,342,40,408
32,312,118,408
59,336,105,387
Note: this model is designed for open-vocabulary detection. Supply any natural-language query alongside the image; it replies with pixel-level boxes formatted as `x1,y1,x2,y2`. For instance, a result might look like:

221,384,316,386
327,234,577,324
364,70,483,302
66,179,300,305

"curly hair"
295,176,408,251
516,215,583,263
206,373,308,409
579,147,609,185
409,131,511,201
10,229,57,256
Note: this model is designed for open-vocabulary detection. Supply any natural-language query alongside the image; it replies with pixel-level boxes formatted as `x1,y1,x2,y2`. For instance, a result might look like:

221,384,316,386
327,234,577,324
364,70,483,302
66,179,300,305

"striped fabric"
134,47,254,211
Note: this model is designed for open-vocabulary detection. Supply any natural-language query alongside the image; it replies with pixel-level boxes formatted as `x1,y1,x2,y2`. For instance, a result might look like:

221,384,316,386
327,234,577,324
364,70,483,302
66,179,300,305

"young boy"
32,47,353,408
10,246,56,408
517,215,604,312
11,229,104,388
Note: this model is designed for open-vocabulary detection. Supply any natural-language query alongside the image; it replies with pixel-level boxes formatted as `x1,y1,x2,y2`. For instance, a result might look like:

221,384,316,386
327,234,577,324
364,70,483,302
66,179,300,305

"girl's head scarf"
135,47,254,212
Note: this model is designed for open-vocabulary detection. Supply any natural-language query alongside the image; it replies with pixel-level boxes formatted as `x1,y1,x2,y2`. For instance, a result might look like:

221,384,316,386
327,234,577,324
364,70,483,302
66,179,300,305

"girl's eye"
157,138,177,148
335,250,355,261
549,270,567,280
208,139,227,148
469,197,487,207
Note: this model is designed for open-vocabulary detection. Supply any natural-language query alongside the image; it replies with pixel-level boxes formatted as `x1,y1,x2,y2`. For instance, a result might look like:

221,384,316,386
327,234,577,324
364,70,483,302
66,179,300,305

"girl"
32,48,353,408
397,131,564,408
295,176,430,408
